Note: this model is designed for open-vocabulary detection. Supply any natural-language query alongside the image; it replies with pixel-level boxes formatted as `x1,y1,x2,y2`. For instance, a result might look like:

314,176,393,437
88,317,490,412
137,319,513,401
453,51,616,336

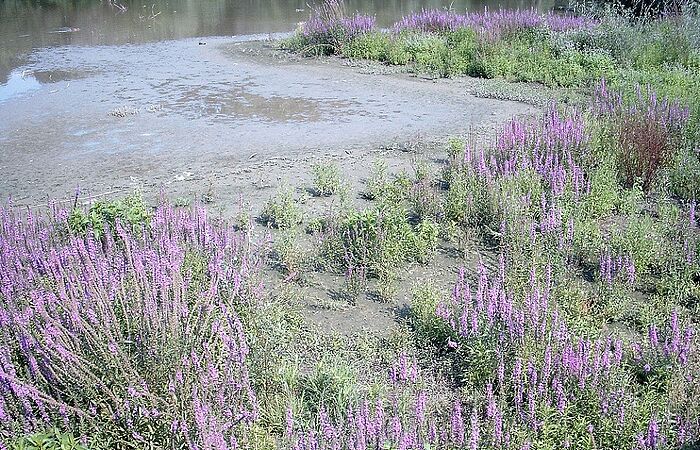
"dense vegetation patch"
284,2,700,140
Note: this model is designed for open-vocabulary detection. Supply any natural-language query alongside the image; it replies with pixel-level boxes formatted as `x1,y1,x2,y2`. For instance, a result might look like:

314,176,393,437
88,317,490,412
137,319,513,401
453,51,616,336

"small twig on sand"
149,4,162,20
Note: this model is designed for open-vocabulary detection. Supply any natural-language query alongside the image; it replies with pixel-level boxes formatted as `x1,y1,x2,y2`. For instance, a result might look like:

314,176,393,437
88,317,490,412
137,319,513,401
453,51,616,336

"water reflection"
0,66,99,102
0,0,553,83
155,82,361,123
0,69,40,102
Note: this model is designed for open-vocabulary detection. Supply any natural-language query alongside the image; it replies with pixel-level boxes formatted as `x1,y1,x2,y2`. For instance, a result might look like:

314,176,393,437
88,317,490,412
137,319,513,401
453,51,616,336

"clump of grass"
446,136,466,162
409,283,453,346
362,160,390,200
374,268,399,302
668,147,700,200
311,162,342,197
173,195,192,207
261,185,304,229
273,229,306,275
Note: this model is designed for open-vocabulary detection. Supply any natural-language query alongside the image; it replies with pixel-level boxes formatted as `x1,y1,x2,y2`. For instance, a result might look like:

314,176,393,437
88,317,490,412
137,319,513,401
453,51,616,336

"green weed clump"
261,186,304,229
344,32,390,60
320,203,438,277
272,229,306,274
11,429,88,450
362,160,391,201
311,162,342,196
67,192,150,238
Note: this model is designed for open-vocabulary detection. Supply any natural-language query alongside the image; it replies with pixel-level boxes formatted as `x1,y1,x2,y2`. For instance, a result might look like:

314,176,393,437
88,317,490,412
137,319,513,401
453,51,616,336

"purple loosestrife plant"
394,9,597,38
0,201,264,447
434,257,699,449
445,103,589,265
300,0,376,55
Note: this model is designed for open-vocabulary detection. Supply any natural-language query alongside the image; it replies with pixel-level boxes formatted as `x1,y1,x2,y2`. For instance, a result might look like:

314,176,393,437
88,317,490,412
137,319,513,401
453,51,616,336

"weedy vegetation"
311,162,343,197
4,0,700,449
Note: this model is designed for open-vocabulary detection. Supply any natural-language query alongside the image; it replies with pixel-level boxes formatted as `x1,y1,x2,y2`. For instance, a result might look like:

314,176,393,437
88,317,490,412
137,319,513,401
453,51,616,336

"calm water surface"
0,0,553,84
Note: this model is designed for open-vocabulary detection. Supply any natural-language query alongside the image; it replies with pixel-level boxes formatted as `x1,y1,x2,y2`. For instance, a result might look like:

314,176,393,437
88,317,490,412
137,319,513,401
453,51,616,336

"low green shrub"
311,162,342,197
273,229,305,274
344,31,389,60
668,147,700,200
582,161,621,217
409,283,453,346
444,28,484,77
67,192,150,238
609,213,667,276
444,168,501,235
298,359,358,423
410,34,449,76
362,160,388,200
261,186,304,229
320,203,437,277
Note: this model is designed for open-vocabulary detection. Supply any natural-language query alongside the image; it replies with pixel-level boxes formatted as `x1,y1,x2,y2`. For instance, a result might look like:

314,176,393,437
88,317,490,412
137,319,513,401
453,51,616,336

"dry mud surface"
0,35,541,335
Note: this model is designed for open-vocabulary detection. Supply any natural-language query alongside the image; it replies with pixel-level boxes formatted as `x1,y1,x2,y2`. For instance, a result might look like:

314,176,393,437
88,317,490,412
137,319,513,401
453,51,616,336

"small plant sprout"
312,162,343,196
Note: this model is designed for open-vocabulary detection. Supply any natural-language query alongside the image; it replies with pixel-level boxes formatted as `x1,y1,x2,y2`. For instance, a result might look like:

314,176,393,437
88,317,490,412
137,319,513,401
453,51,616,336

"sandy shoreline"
0,37,540,213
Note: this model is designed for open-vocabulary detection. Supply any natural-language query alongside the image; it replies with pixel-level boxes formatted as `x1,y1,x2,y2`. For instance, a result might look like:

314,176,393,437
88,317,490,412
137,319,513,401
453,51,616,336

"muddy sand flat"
0,35,538,210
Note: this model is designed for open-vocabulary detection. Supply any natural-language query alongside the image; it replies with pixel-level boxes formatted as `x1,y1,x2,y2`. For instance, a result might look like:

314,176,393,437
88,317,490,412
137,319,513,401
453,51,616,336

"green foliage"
668,147,700,200
414,218,439,263
444,168,501,236
408,178,443,222
481,31,615,87
261,186,304,229
11,429,89,450
321,202,437,277
273,229,305,274
375,267,399,302
363,160,390,201
410,35,449,76
270,358,358,427
302,359,357,421
409,283,453,345
173,196,192,208
279,32,308,53
444,28,484,77
583,161,621,217
311,162,342,197
630,22,694,70
344,32,389,60
609,213,667,276
67,193,150,238
446,137,465,163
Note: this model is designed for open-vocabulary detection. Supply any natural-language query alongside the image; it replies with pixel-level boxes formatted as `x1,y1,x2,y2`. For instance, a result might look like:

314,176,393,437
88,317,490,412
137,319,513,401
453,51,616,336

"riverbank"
0,37,540,212
2,6,700,450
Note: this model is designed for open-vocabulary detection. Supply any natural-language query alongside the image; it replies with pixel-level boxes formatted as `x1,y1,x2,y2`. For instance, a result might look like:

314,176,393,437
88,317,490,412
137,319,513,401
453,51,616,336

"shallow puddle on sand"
0,68,99,102
154,81,360,123
0,69,40,101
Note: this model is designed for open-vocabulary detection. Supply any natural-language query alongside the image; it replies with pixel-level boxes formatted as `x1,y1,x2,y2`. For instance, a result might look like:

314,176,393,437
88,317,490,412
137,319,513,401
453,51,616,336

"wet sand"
0,35,538,211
